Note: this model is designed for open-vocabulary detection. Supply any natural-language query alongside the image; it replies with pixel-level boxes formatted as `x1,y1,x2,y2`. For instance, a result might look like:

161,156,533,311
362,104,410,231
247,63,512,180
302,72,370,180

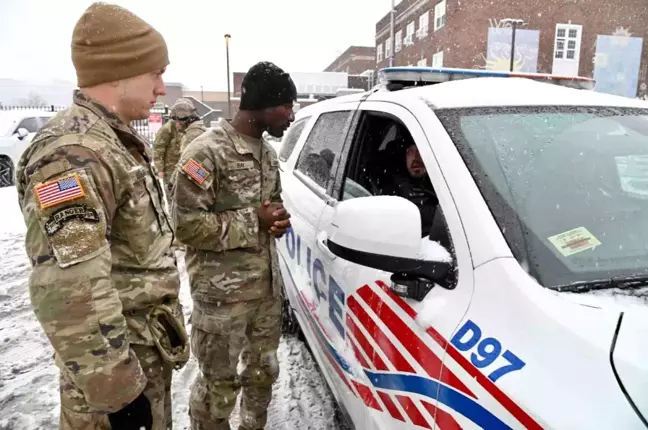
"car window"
16,117,40,133
279,117,310,162
340,109,453,250
437,105,648,289
38,117,51,128
295,110,353,190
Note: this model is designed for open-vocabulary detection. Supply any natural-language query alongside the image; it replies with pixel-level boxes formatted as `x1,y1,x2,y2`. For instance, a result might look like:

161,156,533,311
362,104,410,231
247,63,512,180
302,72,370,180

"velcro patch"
183,159,210,185
230,161,255,170
44,204,100,236
34,173,86,209
129,165,148,183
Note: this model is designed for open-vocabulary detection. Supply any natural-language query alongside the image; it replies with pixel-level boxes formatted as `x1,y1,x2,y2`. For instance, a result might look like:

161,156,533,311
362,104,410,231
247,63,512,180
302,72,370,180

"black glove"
107,392,153,430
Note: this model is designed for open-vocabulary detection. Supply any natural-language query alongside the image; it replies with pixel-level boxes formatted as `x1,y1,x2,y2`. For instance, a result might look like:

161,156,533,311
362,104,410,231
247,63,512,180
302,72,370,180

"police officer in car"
383,142,438,236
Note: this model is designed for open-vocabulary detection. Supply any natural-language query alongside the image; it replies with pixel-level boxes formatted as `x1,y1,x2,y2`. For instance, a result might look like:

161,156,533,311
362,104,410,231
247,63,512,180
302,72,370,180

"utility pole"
225,33,232,118
200,85,204,102
389,0,395,67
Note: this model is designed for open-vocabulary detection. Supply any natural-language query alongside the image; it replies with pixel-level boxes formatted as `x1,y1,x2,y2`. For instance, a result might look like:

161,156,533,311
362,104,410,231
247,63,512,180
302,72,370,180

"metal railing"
0,104,167,144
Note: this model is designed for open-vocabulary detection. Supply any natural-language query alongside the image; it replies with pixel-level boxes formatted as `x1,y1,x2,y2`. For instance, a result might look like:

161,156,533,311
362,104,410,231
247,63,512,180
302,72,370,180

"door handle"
316,231,337,260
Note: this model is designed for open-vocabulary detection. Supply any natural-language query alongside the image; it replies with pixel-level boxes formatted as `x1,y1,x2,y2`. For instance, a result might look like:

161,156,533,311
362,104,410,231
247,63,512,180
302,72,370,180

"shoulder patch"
44,204,100,236
183,158,210,185
34,173,86,209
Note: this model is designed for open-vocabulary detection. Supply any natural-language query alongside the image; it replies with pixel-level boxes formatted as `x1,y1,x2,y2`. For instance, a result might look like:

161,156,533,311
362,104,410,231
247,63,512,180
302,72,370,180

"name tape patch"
35,173,86,209
44,204,100,236
231,161,255,170
183,158,210,184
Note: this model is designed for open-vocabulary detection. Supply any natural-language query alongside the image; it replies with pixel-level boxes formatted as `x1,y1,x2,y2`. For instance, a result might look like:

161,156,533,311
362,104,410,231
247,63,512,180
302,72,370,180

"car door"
318,100,475,429
275,104,370,427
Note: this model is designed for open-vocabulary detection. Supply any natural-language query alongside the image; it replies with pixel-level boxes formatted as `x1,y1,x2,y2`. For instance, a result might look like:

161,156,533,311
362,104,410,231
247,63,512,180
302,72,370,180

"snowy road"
0,187,339,430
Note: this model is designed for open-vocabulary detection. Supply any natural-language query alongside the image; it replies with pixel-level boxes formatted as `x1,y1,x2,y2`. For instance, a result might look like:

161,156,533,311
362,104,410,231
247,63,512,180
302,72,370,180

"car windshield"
436,105,648,290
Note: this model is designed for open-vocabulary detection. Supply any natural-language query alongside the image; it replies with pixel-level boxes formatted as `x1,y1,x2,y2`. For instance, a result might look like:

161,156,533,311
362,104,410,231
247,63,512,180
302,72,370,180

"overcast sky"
0,0,392,91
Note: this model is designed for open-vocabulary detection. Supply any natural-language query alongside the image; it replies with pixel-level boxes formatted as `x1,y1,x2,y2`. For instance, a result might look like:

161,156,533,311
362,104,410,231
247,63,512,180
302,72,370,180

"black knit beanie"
239,61,297,111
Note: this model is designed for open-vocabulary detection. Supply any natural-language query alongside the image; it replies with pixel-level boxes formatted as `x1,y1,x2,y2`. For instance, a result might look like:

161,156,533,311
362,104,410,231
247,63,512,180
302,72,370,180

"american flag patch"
34,174,86,209
183,159,209,184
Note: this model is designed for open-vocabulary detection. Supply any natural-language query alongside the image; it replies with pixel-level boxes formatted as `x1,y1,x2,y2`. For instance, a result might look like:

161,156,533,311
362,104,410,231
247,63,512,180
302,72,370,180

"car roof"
377,77,648,110
295,77,648,115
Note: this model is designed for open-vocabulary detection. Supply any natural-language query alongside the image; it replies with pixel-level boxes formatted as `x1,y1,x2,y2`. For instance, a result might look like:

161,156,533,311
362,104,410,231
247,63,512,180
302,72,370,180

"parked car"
276,67,648,429
0,109,55,187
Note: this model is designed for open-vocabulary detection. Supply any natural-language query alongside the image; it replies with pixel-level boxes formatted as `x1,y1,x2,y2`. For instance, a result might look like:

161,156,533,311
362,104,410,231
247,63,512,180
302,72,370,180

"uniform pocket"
117,178,167,265
225,163,261,206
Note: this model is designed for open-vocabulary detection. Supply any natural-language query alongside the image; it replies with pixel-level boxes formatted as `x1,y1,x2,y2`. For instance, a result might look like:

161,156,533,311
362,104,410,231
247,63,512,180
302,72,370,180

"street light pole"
225,33,232,119
389,0,395,67
509,21,518,72
502,18,525,72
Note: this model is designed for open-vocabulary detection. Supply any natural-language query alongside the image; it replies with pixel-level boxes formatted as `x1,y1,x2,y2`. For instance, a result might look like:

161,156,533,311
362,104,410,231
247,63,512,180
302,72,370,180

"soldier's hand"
270,204,291,237
270,217,291,237
107,392,153,430
256,200,290,231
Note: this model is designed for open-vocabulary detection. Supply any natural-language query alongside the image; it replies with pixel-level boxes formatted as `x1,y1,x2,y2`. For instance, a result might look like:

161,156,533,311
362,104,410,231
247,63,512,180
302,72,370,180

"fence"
0,104,168,144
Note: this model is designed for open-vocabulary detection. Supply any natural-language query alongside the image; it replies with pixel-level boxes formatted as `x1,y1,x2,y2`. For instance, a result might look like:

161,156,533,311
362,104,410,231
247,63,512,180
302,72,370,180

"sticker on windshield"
548,227,601,257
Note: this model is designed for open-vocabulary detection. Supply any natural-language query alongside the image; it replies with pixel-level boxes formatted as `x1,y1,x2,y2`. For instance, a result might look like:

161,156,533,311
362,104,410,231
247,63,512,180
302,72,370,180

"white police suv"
275,67,648,429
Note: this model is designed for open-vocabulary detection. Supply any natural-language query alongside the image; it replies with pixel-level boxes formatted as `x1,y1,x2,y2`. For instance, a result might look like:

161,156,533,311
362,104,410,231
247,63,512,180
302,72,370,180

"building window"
434,0,446,31
432,50,444,67
385,37,392,59
554,24,581,61
417,12,429,38
377,43,383,62
395,30,403,52
417,58,427,67
405,21,415,46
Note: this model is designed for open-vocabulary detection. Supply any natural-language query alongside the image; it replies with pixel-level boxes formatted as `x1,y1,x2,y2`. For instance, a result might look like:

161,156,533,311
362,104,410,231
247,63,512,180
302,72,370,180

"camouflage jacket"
172,119,283,305
153,119,184,178
180,120,206,153
15,90,186,413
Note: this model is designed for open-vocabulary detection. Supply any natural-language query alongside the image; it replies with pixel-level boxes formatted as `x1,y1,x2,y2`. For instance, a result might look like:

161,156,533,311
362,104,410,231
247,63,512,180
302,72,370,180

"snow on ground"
0,186,339,430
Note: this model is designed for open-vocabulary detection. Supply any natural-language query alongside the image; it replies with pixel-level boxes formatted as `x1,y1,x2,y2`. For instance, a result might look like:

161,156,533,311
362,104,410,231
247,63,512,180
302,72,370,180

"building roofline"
324,46,377,71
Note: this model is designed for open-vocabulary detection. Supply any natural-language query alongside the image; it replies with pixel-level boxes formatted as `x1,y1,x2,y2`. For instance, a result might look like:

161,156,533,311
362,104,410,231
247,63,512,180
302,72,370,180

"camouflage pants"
189,296,282,430
59,344,173,430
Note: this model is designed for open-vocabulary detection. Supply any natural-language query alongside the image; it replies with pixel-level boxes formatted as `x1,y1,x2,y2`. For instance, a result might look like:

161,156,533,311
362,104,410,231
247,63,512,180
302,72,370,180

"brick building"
325,46,377,74
375,0,648,98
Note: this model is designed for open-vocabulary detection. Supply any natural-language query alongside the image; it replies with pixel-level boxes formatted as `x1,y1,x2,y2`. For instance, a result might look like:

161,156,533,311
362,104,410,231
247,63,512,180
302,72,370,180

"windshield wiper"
555,275,648,293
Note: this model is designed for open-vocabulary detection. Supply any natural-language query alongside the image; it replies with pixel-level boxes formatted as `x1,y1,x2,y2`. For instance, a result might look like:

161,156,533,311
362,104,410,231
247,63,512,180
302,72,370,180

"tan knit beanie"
71,2,169,88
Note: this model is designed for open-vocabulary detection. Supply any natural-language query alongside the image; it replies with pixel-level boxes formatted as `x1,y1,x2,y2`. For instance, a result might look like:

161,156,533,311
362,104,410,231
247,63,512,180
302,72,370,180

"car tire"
281,298,301,335
0,157,14,188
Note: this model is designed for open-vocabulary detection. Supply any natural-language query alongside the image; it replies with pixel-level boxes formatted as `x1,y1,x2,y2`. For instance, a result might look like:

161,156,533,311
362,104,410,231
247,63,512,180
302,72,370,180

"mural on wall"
593,27,644,98
477,20,540,73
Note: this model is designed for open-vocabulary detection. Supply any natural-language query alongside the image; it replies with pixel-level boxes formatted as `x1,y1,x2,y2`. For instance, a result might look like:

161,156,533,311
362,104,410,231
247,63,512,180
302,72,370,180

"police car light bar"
379,67,596,91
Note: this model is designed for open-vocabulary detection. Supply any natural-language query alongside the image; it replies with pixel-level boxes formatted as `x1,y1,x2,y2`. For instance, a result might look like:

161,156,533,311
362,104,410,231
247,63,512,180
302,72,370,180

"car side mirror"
326,195,454,301
15,128,29,140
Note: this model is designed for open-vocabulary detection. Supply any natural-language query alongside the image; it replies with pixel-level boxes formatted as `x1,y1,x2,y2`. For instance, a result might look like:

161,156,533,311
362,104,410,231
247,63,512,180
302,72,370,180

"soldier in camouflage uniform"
168,107,206,195
172,62,296,430
179,109,206,153
154,99,194,195
15,3,189,430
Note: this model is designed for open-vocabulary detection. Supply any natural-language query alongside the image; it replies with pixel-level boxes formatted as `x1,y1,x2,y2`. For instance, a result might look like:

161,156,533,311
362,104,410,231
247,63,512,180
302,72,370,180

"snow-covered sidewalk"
0,186,338,430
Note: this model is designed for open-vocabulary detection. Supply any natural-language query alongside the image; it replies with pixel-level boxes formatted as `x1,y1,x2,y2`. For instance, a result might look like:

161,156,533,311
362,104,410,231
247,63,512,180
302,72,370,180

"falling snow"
0,186,340,430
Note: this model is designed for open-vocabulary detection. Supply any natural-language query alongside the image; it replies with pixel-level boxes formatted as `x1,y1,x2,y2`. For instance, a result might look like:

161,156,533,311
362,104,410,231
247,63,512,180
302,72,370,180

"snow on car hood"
559,286,648,312
561,286,648,423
